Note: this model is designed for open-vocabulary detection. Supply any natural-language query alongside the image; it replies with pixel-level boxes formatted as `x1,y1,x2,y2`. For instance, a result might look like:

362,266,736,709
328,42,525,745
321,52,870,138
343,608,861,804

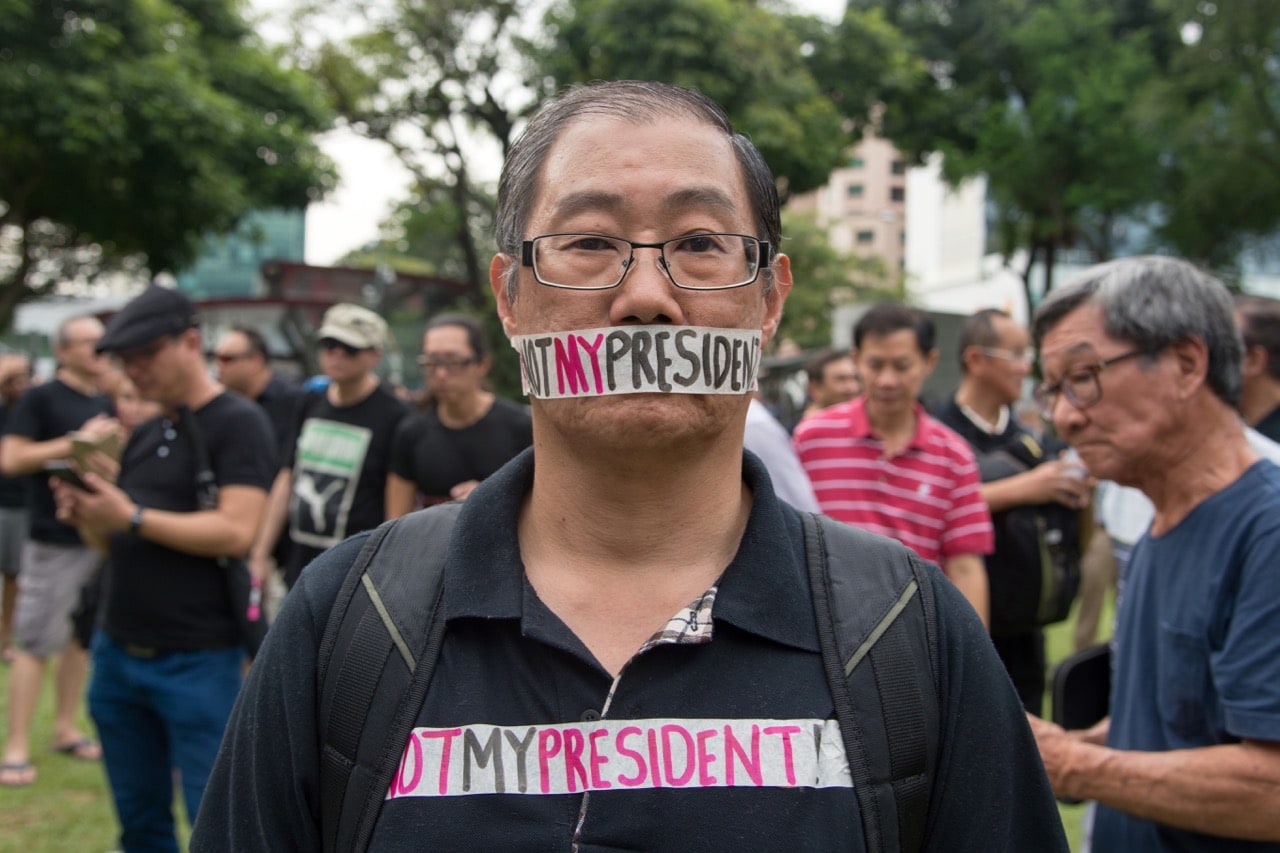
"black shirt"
193,451,1068,851
389,397,532,503
282,384,408,584
1254,404,1280,445
0,402,31,510
102,393,275,651
255,373,305,468
3,379,111,544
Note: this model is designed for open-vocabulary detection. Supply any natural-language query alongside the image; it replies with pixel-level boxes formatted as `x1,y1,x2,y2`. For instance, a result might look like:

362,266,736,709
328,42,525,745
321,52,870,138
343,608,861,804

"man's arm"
249,468,294,583
942,553,989,628
980,458,1091,513
1029,715,1280,841
0,414,118,476
385,472,417,520
55,475,267,558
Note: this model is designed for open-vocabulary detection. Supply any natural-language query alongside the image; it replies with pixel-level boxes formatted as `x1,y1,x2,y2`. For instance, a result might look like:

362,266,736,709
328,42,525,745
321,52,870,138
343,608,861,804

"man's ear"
489,254,518,339
1168,336,1210,397
760,254,793,347
1242,342,1267,380
922,347,940,377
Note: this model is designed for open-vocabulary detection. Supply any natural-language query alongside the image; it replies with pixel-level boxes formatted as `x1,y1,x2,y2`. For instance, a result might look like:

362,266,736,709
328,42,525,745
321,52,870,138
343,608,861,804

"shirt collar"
955,401,1010,436
846,396,936,452
442,447,819,653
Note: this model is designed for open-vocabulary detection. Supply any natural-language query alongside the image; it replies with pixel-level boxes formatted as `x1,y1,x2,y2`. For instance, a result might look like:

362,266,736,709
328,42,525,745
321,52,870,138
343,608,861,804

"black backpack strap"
316,502,462,853
803,513,941,853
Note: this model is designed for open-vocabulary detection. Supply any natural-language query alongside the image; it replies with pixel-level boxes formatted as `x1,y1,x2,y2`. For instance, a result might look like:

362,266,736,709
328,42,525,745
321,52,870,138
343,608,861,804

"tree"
776,210,903,351
838,0,1167,304
0,0,335,329
294,0,535,305
535,0,851,199
1147,0,1280,272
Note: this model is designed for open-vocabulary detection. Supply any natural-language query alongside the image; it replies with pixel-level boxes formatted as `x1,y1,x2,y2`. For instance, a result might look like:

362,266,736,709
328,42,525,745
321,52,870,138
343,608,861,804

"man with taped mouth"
193,81,1065,851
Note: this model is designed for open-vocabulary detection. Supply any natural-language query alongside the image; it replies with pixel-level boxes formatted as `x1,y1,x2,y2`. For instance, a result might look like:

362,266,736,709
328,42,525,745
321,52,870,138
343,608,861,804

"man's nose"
609,248,684,326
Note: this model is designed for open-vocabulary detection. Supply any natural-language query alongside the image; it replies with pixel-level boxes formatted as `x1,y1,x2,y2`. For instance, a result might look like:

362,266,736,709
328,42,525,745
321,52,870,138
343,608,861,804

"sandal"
53,737,102,761
0,761,36,786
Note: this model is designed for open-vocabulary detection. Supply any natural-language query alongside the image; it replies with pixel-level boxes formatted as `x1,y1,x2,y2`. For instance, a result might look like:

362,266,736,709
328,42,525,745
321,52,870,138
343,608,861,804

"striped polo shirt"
793,397,993,567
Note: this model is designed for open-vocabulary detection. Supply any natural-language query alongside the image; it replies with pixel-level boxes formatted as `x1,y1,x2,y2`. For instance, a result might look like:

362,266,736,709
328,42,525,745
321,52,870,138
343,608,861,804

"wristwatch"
129,505,144,537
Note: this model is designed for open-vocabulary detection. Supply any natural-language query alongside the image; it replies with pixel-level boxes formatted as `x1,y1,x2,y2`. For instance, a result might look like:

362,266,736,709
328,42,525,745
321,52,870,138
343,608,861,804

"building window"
848,156,865,169
890,187,905,202
891,159,906,176
847,184,864,198
856,230,875,244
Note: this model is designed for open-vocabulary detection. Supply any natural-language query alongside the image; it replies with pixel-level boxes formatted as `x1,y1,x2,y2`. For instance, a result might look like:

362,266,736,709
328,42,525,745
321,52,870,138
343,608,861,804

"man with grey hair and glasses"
194,80,1063,851
1027,256,1280,851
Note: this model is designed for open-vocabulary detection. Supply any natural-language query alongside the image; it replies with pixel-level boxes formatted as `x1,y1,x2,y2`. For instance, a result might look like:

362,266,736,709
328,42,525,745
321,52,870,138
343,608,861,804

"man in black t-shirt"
1234,294,1280,442
251,303,408,588
934,309,1090,714
51,284,274,848
0,316,116,787
386,313,531,516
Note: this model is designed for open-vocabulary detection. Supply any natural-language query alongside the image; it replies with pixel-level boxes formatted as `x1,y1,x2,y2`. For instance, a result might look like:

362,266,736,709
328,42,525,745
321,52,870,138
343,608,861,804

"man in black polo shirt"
194,82,1066,851
52,285,274,851
933,308,1090,714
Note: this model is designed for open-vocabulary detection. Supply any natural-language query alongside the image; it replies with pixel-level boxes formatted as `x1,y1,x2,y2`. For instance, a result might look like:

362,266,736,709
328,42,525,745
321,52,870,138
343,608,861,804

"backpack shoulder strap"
803,513,941,853
316,502,463,853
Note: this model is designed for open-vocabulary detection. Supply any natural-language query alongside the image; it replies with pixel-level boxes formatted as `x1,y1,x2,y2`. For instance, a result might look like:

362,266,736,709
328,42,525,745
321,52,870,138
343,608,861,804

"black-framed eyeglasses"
417,355,478,373
521,232,769,291
1033,349,1147,418
319,338,368,357
211,352,252,365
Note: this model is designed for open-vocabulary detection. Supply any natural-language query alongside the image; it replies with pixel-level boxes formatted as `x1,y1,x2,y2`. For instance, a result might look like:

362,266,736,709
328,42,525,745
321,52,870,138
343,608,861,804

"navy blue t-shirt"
1097,460,1280,852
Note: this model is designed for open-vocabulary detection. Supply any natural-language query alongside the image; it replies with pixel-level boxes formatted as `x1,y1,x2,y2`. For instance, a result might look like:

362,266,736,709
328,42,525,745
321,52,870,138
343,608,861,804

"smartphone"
44,461,94,492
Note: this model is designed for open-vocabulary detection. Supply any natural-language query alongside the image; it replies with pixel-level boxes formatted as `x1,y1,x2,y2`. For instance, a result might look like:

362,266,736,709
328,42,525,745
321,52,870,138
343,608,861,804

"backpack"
316,506,941,853
977,433,1083,634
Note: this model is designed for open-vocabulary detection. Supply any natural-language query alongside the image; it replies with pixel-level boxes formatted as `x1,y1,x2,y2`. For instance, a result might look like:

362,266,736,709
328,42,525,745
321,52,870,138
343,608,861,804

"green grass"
0,591,1114,852
0,662,118,853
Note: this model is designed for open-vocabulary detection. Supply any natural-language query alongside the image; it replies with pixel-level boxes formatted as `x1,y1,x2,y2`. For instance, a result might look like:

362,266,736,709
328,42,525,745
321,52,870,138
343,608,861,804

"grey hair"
494,80,781,303
1031,256,1243,406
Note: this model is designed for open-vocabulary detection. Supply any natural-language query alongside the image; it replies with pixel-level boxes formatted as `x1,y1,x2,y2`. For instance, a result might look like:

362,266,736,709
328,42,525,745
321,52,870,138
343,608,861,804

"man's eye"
568,236,617,252
671,234,728,254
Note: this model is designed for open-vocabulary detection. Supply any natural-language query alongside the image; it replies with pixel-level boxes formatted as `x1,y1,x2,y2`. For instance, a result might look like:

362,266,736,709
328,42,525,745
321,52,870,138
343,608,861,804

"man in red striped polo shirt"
794,302,993,626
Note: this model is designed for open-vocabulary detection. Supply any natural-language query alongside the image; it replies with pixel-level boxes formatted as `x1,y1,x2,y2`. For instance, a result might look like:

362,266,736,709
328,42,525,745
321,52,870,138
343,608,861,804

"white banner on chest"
386,717,851,798
510,326,762,400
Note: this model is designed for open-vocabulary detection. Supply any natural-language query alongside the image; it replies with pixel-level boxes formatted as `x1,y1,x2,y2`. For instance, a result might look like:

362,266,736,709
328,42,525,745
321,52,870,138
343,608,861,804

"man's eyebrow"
547,191,626,223
661,187,740,217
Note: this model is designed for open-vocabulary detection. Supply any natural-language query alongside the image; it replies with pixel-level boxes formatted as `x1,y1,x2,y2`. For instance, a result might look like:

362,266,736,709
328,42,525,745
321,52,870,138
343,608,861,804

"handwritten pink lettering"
419,728,462,795
763,725,802,786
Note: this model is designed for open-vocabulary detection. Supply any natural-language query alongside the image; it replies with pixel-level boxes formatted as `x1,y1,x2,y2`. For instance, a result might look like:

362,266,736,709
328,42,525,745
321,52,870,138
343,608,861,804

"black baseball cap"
96,284,200,353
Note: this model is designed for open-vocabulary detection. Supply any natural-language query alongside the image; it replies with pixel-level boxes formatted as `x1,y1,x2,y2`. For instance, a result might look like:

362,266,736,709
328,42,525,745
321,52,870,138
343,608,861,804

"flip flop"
53,737,102,761
0,761,36,786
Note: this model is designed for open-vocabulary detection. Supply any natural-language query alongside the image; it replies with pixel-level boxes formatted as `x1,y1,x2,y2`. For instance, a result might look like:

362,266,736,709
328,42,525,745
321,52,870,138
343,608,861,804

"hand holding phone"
45,460,95,492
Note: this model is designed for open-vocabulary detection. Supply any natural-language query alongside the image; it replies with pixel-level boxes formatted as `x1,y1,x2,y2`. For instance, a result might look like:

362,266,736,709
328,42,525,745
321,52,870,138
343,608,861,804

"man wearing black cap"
51,284,276,852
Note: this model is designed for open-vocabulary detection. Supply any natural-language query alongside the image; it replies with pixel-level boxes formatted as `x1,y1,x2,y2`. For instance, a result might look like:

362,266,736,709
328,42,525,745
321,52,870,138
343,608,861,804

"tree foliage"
836,0,1166,303
535,0,851,199
1147,0,1280,271
776,210,903,351
293,0,536,305
0,0,335,329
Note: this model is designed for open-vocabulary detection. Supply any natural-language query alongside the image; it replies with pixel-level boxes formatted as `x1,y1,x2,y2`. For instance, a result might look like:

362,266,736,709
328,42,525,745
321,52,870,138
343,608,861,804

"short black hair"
423,313,489,360
1235,294,1280,382
957,308,1011,371
805,347,851,384
854,302,935,355
228,325,269,360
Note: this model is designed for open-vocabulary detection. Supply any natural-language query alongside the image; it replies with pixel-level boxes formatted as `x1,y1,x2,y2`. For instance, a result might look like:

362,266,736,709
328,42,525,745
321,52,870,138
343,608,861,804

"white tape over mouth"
511,325,762,400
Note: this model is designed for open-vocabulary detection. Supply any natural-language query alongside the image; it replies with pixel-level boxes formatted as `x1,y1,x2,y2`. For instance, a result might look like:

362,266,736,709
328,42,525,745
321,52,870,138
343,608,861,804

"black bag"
1051,642,1111,732
979,434,1083,634
179,405,268,658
